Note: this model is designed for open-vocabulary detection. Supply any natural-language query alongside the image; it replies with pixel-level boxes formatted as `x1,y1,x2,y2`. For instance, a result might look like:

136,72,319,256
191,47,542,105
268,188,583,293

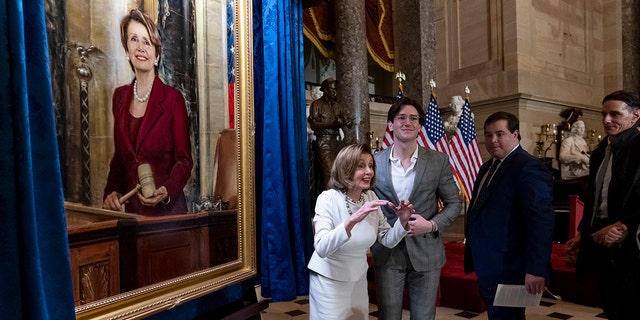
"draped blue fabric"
0,0,76,318
255,0,314,301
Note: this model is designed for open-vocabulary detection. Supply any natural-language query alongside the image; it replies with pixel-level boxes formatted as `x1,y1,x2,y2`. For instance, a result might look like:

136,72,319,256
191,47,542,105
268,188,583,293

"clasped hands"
592,221,628,247
565,221,628,261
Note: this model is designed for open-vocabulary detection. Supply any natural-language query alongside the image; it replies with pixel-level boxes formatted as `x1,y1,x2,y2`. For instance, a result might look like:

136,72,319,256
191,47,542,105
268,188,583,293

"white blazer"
307,189,408,281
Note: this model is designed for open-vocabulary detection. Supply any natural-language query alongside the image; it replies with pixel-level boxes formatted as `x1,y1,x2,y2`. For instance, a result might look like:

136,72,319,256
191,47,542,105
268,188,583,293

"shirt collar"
389,144,419,162
607,126,640,151
493,144,519,162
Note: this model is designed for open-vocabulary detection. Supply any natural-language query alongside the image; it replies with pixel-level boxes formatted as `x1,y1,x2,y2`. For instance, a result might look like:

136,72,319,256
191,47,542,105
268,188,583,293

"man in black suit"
464,111,555,320
568,90,640,320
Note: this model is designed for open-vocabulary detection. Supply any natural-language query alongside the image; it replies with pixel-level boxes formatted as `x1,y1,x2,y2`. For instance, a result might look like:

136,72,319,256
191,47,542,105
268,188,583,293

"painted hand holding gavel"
103,164,170,211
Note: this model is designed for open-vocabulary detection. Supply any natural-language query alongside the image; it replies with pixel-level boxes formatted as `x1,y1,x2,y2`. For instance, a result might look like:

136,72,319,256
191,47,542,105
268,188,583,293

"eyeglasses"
395,115,420,123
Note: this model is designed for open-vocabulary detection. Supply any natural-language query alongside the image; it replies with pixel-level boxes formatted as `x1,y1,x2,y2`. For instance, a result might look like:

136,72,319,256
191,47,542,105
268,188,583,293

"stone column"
158,0,199,207
621,0,640,91
45,0,69,197
394,0,436,110
334,0,369,145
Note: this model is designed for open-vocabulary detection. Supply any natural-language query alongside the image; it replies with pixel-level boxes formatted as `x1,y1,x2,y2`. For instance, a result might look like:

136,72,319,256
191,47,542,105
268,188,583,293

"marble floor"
260,295,606,320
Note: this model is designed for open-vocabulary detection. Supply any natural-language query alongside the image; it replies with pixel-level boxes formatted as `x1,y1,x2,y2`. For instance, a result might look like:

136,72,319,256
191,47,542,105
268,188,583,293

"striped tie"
480,159,501,192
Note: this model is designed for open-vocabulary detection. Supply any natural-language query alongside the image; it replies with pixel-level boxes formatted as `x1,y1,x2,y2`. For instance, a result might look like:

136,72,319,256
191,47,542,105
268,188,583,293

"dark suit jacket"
104,75,193,215
464,146,554,287
372,146,462,272
577,127,640,274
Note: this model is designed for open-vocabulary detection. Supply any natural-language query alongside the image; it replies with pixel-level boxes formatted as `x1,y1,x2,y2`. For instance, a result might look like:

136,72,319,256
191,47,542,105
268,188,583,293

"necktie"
472,159,501,210
593,144,611,218
480,159,501,192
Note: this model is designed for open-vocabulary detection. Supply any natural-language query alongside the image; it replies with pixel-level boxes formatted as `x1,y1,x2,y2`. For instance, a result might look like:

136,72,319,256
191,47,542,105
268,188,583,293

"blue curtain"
0,1,75,318
255,0,314,301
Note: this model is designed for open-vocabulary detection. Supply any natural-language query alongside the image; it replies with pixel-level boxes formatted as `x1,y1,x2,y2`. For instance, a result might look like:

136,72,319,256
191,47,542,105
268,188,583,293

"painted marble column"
621,0,640,91
394,0,436,110
334,0,369,145
45,0,69,196
157,0,199,208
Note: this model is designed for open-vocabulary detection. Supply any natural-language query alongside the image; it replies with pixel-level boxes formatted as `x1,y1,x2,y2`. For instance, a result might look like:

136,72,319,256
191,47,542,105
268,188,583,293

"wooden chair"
212,129,238,209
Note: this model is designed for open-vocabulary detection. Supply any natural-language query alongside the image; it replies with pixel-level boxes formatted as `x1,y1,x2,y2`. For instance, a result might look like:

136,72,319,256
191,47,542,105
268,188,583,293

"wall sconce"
535,123,557,159
587,129,602,150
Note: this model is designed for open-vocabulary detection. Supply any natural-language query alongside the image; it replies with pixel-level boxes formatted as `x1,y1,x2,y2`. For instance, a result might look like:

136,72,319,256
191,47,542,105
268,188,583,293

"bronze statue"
308,78,354,188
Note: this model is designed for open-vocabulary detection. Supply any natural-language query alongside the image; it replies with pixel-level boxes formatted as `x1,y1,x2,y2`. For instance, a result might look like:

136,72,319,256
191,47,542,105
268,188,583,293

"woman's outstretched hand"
386,200,414,230
345,199,393,236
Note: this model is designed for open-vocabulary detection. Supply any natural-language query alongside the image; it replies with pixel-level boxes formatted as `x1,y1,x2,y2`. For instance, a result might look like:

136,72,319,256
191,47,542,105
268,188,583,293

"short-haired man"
464,111,555,320
569,90,640,320
372,96,461,320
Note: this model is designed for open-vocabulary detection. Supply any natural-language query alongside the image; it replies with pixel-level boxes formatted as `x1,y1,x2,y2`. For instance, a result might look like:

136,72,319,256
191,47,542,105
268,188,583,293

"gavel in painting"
118,163,156,204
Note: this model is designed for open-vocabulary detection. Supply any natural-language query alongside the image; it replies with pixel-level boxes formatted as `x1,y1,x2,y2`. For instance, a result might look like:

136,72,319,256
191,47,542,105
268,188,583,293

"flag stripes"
381,128,393,149
449,98,483,201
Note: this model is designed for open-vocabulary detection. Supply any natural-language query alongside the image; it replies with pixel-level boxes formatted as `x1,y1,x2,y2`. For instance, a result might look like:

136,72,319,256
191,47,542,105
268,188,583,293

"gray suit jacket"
372,146,462,272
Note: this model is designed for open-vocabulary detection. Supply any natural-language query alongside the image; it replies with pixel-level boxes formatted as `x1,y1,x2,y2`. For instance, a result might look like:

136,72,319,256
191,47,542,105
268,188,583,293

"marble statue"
559,120,590,179
444,95,465,135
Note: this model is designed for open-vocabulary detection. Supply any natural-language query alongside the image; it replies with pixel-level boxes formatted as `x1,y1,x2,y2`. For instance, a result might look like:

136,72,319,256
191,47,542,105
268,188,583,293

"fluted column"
334,0,369,145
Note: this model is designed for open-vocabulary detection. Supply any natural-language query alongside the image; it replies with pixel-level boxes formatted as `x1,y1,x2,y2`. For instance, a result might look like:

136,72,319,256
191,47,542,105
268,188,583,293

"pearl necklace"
133,80,153,102
344,192,365,215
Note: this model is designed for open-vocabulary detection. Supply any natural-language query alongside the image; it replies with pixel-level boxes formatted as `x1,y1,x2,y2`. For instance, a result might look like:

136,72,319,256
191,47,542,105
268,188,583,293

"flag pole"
462,85,473,244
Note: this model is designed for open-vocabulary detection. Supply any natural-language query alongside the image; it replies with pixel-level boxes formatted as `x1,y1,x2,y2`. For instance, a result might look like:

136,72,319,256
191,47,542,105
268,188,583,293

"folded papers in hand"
493,284,542,307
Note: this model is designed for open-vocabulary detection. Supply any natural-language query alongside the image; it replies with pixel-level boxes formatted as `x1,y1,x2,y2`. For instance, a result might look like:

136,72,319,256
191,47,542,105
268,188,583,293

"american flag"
448,98,482,201
227,0,235,128
421,94,459,207
420,94,450,154
381,127,393,149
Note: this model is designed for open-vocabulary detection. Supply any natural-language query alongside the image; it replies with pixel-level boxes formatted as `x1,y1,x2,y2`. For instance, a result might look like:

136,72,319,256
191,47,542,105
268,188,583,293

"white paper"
493,284,542,307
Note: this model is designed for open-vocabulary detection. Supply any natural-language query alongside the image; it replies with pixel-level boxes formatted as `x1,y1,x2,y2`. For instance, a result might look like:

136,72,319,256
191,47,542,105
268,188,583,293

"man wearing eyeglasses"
372,96,462,320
